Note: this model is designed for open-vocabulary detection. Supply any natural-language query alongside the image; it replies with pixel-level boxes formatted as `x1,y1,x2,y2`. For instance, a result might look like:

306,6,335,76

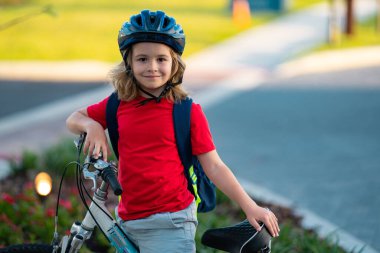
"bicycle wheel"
0,243,54,253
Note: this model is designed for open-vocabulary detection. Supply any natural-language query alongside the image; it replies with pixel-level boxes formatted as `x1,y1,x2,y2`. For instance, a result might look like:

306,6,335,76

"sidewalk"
0,1,379,252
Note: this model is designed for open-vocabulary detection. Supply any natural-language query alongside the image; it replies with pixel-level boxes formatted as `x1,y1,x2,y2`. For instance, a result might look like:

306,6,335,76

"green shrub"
42,138,79,179
271,221,348,253
9,150,39,176
0,179,108,252
0,181,71,244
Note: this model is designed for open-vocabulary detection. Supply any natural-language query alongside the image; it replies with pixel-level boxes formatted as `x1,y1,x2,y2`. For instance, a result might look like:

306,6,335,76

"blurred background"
3,0,377,61
0,0,278,61
0,0,379,252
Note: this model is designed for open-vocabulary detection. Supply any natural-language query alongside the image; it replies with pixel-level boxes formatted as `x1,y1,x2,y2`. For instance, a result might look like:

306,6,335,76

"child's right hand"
83,121,111,161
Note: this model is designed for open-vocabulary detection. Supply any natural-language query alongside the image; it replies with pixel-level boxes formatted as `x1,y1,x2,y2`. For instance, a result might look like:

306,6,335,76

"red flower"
1,193,15,205
16,193,34,202
59,199,72,211
24,181,34,190
46,208,55,217
70,186,79,195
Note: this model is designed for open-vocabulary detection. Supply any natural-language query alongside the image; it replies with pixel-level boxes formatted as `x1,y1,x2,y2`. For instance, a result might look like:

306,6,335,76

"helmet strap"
124,60,133,77
134,75,182,107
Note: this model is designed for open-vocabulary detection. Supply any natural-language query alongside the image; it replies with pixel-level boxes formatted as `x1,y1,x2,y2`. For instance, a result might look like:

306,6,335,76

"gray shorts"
116,200,198,253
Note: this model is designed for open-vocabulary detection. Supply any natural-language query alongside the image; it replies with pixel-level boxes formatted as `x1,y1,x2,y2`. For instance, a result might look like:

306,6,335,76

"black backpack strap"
106,92,121,160
173,97,194,194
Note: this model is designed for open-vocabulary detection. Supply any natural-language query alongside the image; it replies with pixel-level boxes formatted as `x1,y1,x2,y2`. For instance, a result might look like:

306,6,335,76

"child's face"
131,42,173,96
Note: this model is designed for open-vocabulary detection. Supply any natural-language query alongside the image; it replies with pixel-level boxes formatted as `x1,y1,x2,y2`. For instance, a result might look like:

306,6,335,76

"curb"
0,61,113,82
275,46,380,78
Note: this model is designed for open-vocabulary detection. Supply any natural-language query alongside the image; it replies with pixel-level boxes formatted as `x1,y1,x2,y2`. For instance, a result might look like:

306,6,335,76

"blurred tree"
345,0,355,35
377,0,380,33
0,5,56,31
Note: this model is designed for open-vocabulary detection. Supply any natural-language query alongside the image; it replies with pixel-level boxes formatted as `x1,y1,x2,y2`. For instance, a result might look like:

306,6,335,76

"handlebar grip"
101,167,123,196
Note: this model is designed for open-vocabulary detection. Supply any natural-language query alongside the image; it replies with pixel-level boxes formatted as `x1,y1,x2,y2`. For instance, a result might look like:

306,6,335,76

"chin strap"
134,76,183,107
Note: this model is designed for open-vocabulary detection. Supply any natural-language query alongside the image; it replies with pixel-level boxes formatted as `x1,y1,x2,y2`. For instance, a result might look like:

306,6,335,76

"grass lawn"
0,0,323,62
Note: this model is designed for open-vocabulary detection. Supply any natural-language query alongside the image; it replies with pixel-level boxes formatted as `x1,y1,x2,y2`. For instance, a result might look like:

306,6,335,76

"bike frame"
57,182,138,253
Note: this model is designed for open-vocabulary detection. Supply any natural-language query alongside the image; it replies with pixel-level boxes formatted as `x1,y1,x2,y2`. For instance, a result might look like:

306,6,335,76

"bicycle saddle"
201,219,272,253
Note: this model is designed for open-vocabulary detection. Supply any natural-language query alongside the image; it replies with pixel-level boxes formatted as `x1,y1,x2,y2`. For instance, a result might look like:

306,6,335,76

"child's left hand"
246,205,280,238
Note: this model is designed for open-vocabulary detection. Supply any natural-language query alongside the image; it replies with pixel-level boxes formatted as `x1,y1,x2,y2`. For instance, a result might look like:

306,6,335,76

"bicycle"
0,134,272,253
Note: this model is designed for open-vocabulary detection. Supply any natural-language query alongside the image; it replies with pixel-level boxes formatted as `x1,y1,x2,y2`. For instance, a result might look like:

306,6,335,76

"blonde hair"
108,47,188,103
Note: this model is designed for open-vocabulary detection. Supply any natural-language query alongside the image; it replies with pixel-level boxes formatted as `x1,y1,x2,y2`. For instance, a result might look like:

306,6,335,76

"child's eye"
158,57,167,62
137,57,147,62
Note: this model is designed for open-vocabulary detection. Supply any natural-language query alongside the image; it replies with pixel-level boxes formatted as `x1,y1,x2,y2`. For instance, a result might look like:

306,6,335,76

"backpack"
106,92,216,213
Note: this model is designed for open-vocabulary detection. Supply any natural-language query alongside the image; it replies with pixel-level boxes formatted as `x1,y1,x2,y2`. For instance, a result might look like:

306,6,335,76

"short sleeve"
190,103,216,155
86,96,109,129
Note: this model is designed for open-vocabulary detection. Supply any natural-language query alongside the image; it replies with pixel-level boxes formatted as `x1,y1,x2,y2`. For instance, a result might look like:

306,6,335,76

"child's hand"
83,122,111,161
246,205,280,238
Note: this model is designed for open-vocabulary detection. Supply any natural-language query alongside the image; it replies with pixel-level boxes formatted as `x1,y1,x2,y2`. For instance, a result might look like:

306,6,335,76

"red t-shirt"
87,96,215,220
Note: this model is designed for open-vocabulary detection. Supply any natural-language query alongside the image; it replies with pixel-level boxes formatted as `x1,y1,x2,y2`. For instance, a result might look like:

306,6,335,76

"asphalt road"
0,79,105,118
204,66,380,251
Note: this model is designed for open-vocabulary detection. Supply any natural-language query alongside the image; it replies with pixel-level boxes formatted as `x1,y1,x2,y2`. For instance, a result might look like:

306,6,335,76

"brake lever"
82,156,100,191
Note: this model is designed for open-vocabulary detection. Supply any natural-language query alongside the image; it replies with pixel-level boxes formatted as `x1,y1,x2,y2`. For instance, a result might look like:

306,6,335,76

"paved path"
0,1,379,252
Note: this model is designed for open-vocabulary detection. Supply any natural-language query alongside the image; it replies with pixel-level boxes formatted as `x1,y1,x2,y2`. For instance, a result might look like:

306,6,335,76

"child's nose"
147,60,158,71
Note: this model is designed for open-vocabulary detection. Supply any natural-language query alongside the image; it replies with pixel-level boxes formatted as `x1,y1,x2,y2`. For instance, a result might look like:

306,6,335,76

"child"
66,10,279,252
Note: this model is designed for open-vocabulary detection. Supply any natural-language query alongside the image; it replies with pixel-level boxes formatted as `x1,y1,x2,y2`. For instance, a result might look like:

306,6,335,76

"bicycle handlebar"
88,156,123,196
101,166,123,196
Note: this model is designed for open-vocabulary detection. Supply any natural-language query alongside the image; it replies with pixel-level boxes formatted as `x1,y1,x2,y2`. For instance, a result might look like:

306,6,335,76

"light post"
34,171,53,201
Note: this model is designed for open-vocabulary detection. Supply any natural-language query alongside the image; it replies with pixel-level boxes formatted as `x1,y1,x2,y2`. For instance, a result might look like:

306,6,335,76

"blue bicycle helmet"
118,10,185,59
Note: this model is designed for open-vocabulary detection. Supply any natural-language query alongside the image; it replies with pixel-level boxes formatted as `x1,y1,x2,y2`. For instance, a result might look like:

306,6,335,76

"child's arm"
66,108,111,161
198,150,280,238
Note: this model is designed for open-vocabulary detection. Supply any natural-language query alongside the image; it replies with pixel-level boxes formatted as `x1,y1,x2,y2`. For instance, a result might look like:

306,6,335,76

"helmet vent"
136,16,142,26
163,17,170,28
150,15,155,24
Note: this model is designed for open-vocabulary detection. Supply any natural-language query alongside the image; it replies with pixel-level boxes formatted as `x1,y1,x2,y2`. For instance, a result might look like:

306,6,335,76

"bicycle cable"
79,169,114,222
75,154,131,244
52,161,81,244
54,133,129,246
76,135,128,236
78,172,132,243
73,134,115,243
